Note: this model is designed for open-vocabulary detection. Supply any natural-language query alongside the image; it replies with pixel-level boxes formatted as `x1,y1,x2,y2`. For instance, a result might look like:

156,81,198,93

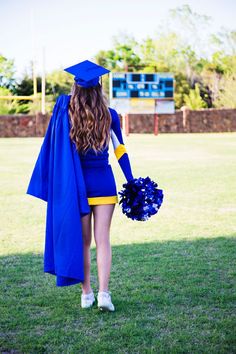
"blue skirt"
81,164,118,205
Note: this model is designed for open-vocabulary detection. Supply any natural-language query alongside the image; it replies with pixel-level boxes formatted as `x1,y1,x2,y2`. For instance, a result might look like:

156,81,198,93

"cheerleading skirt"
81,163,118,205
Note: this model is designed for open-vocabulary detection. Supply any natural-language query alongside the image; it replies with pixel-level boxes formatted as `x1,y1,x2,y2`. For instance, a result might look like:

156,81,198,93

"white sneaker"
81,291,95,309
97,291,115,312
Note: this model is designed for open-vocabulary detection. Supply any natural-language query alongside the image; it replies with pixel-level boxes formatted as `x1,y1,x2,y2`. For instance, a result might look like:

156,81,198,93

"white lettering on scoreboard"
116,91,128,97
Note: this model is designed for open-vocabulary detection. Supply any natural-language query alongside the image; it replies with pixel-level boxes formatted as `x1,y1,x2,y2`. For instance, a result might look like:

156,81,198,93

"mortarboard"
64,60,110,88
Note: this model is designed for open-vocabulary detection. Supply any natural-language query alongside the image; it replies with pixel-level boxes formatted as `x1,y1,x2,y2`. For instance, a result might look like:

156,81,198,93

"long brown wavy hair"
68,82,111,155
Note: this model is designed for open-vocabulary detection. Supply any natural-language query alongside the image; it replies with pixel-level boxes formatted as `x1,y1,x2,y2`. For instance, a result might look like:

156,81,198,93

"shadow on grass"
1,236,235,353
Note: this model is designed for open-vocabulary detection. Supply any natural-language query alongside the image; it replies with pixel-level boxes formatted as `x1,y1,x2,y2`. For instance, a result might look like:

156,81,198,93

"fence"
0,107,236,137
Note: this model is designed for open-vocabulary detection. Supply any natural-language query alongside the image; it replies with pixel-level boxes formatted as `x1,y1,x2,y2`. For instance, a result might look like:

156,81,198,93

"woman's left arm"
110,108,134,182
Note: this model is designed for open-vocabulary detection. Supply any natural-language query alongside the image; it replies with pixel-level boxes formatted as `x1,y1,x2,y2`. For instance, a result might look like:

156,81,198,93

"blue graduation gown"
26,94,91,286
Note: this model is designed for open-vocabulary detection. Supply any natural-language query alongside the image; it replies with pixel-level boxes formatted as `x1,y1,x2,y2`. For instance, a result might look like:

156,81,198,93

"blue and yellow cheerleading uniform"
79,107,133,206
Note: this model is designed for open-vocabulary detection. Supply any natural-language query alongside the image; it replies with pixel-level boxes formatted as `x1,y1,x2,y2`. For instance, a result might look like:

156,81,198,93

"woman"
65,60,134,312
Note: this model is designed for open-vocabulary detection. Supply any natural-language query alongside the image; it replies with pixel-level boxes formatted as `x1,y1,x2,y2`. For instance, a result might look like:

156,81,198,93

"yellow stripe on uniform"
88,196,118,205
114,144,127,160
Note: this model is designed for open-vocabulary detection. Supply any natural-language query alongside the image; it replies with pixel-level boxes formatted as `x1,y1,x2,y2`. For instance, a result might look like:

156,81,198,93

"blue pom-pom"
118,176,164,221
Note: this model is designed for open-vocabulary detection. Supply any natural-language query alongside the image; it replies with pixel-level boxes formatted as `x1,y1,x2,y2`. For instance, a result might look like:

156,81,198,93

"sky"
0,0,235,79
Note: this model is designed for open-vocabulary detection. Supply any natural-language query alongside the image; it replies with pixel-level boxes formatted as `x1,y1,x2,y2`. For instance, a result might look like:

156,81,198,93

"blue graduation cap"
64,60,110,88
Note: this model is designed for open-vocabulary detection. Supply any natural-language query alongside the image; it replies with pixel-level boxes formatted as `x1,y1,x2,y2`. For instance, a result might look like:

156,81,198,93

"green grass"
0,133,236,353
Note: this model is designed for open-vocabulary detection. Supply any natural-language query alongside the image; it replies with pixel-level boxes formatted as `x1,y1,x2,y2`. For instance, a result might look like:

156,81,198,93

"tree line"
0,5,235,114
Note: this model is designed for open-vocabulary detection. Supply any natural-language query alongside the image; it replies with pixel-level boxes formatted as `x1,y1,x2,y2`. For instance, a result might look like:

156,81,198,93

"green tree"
140,33,180,72
210,29,236,56
0,55,16,90
46,69,73,96
14,75,42,96
0,87,30,114
96,33,142,72
111,33,142,71
169,4,211,58
174,73,191,109
183,83,207,109
214,73,236,108
0,87,14,114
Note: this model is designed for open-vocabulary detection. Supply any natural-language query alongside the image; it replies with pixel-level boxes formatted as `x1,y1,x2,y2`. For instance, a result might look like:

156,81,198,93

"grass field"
0,132,236,353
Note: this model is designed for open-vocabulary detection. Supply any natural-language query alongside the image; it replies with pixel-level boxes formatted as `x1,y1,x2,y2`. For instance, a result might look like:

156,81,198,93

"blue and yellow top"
78,107,134,205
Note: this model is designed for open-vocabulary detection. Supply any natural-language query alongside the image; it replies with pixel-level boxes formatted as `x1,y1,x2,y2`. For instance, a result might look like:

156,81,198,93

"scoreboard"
110,72,174,99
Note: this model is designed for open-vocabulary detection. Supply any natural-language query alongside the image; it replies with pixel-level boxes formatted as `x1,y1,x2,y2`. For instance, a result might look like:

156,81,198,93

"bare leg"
81,211,93,295
93,204,115,292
